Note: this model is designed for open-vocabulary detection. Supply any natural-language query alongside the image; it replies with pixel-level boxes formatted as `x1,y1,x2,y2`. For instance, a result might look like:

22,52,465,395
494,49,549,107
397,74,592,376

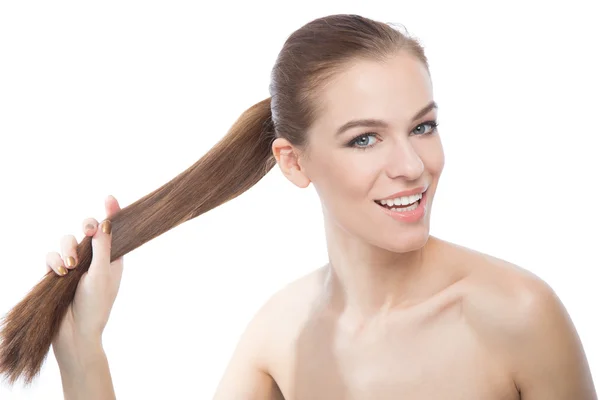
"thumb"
89,218,112,274
105,195,123,267
89,195,121,274
105,194,121,217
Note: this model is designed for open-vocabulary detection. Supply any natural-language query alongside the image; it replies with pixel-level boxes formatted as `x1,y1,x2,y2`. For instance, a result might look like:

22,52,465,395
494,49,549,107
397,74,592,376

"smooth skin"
49,51,597,399
48,195,122,400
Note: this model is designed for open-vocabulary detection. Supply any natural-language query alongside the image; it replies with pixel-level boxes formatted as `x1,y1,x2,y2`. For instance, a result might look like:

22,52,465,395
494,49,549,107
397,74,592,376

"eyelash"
347,120,439,151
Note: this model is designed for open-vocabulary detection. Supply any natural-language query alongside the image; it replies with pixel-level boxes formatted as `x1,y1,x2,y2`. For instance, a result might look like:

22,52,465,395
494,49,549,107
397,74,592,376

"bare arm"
213,298,284,400
54,337,116,400
47,198,123,399
512,280,597,399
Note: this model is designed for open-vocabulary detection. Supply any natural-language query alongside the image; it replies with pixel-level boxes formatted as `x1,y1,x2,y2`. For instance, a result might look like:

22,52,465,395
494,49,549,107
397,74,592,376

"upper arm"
212,297,284,400
511,278,597,399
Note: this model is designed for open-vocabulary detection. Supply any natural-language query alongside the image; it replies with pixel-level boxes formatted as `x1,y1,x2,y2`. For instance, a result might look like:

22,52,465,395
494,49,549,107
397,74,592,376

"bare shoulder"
446,240,596,397
259,266,327,323
447,241,562,337
212,267,328,399
251,265,328,360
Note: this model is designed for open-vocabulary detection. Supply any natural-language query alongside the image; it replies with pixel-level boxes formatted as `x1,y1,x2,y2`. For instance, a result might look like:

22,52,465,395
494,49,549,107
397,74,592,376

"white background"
1,1,598,398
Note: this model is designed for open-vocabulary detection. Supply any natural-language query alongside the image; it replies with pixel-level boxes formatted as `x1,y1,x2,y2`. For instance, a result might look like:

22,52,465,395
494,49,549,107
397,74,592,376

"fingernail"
57,266,68,275
101,220,112,234
65,256,76,267
85,223,95,231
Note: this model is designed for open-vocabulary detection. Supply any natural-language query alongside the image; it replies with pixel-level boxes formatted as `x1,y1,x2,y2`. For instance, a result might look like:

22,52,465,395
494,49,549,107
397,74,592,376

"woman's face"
299,51,445,253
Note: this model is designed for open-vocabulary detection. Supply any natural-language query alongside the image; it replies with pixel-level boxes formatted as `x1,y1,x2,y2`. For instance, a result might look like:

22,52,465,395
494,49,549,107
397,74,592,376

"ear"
272,138,311,188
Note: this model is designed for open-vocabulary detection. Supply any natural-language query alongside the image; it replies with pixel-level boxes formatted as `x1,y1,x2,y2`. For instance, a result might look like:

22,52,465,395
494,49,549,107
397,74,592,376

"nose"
384,138,424,180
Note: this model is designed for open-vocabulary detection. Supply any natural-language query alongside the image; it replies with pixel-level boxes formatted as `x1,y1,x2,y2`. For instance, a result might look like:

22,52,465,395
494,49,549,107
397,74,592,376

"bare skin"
47,196,122,400
213,236,596,399
49,228,596,399
47,50,596,398
213,52,596,398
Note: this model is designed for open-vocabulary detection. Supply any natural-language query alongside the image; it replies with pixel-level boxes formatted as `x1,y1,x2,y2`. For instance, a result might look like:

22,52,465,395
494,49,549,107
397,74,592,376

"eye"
412,120,439,136
348,133,378,149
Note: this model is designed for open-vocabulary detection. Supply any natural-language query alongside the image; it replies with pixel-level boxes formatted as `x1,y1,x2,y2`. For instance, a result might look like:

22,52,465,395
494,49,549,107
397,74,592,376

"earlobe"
290,166,311,188
272,138,311,188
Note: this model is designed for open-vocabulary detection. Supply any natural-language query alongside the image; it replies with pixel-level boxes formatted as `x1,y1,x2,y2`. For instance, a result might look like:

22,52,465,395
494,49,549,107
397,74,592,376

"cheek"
427,150,445,174
416,137,445,174
309,151,380,200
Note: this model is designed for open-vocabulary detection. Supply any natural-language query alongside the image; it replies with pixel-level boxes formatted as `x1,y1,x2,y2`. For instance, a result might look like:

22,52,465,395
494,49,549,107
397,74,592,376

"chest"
271,307,519,400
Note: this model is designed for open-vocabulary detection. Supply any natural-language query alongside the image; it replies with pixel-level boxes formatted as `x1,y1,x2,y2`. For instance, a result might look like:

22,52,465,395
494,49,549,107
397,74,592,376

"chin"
378,225,431,253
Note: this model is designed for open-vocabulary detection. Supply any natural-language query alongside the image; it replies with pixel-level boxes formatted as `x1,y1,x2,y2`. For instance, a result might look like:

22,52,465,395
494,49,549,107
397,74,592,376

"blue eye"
349,133,378,149
412,120,439,136
346,120,439,150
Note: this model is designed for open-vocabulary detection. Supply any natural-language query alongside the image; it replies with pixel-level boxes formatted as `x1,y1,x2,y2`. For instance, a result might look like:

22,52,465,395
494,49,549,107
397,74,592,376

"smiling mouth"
374,190,425,211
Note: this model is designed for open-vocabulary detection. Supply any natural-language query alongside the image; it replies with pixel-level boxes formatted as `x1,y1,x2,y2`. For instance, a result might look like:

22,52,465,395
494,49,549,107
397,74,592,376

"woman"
44,14,596,399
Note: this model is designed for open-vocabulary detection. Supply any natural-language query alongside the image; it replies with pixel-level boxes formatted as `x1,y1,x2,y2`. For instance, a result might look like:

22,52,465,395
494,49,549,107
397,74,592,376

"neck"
322,219,446,320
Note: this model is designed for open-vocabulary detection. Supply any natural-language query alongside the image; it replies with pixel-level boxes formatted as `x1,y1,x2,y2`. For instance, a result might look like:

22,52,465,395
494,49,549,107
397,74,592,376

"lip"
376,185,428,201
377,189,428,223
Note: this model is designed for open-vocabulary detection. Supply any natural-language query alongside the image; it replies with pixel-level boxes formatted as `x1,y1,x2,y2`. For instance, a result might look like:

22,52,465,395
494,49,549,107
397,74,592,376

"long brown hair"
0,13,429,385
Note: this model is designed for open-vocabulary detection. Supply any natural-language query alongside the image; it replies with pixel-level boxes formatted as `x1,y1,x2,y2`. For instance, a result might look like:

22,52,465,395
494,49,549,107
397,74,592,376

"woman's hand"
48,195,124,362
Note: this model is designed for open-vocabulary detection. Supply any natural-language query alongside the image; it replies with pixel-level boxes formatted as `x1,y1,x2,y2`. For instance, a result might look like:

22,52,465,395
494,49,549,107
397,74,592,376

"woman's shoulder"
449,240,594,394
245,266,328,341
457,242,553,305
257,265,329,326
448,240,563,341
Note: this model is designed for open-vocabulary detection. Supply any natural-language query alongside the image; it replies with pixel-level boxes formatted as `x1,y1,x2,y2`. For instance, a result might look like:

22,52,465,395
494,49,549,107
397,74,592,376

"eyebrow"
335,101,438,136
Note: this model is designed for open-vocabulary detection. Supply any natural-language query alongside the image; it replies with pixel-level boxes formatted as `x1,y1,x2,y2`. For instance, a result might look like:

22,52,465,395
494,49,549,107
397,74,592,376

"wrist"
57,345,116,400
54,335,105,373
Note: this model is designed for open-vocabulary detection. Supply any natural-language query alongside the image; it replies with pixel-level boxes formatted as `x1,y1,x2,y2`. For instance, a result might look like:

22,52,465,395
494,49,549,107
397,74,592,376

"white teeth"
377,193,422,206
390,202,420,212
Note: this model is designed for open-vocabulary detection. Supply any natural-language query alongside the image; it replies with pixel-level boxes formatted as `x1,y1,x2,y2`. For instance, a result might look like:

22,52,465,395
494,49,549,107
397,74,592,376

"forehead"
313,52,434,131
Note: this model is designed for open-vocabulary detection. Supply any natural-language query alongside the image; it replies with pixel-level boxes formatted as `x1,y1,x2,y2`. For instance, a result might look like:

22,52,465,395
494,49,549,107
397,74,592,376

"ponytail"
0,97,277,385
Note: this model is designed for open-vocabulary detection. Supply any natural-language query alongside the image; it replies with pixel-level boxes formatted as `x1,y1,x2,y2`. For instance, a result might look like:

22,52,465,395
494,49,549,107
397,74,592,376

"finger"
90,218,112,274
105,194,124,269
45,251,68,276
89,195,116,274
60,234,79,269
88,195,122,276
105,195,121,218
82,218,99,237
